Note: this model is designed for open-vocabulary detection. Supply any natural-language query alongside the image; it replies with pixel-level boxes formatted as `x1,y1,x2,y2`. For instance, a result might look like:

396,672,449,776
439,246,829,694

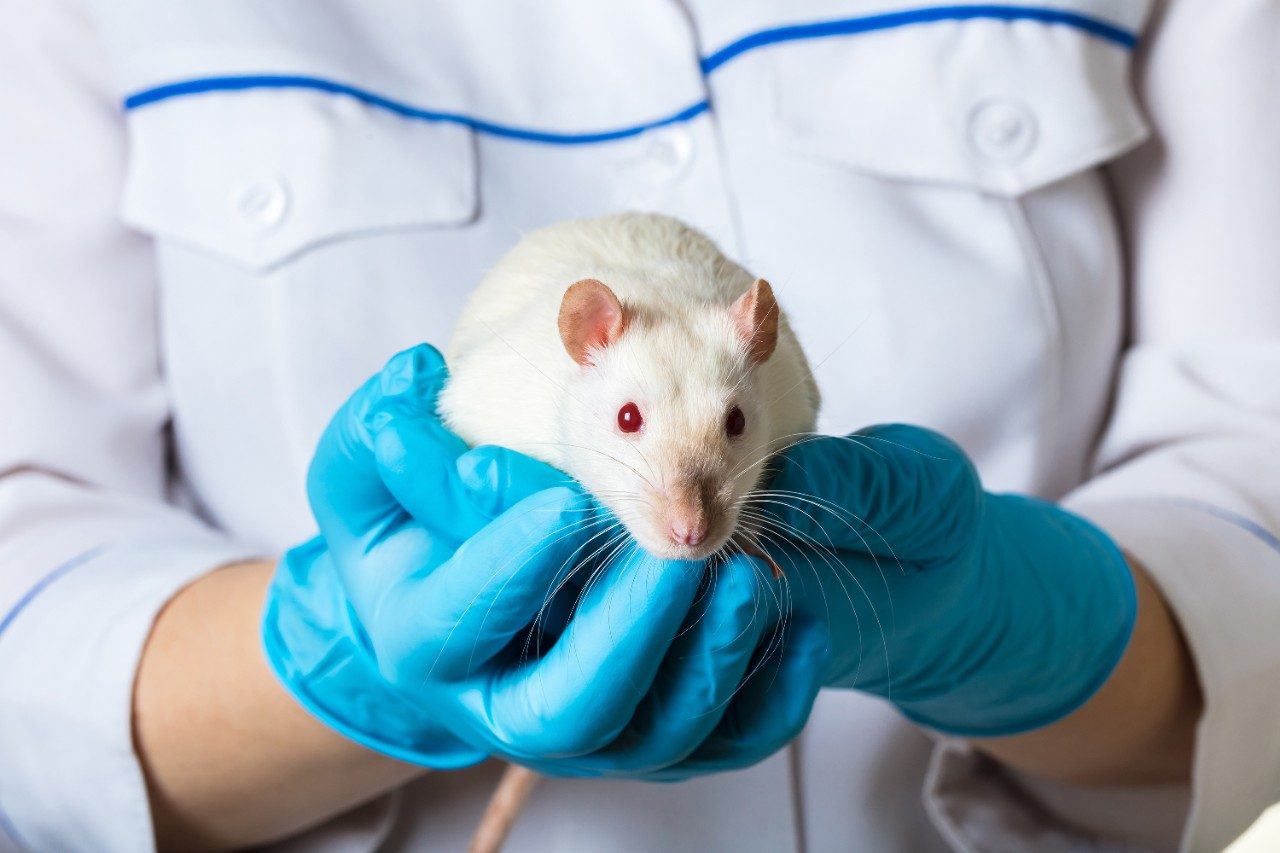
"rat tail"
469,763,542,853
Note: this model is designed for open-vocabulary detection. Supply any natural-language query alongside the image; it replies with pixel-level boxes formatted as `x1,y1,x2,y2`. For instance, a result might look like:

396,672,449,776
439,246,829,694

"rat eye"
725,405,746,438
617,402,643,433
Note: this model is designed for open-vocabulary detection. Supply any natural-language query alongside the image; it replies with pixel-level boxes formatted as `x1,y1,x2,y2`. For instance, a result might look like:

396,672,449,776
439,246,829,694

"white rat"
437,212,820,852
440,212,819,560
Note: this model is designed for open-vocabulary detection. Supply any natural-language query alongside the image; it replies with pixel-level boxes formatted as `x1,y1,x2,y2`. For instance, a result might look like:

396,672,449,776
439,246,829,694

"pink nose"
670,518,708,547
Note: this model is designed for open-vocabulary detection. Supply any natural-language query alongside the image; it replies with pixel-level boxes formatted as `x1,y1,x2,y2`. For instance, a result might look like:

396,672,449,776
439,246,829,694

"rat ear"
558,278,628,366
730,278,779,366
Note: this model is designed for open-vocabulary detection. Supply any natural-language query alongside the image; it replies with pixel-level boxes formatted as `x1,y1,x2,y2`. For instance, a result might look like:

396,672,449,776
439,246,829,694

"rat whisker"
746,511,891,697
543,410,665,488
526,518,626,635
700,530,792,715
530,520,627,630
427,509,604,684
571,533,640,680
746,487,904,566
741,519,857,690
527,525,631,701
725,443,791,486
743,489,904,630
475,316,590,408
762,309,871,410
464,512,608,672
519,440,659,492
525,522,629,668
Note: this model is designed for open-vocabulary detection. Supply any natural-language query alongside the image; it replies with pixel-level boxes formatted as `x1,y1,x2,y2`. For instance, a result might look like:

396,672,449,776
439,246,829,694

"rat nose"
666,477,714,548
670,516,708,547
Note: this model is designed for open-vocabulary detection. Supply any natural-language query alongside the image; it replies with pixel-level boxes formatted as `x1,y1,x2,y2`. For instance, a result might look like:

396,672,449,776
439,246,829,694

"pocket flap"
776,17,1150,196
122,90,477,270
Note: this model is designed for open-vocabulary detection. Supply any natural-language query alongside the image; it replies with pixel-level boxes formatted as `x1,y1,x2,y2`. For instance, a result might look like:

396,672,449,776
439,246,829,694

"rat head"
556,276,781,561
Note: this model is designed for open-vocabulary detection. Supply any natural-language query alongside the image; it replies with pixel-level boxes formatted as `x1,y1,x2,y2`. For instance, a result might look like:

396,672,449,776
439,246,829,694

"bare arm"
974,557,1200,785
133,560,424,851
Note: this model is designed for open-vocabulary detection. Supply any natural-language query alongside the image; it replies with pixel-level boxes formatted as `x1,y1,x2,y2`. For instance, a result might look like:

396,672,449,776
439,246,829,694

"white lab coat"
1,0,1278,850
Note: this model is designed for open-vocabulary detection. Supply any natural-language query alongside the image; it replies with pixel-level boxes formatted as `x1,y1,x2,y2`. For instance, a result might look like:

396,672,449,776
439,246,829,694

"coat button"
967,99,1037,163
231,176,289,232
644,126,694,182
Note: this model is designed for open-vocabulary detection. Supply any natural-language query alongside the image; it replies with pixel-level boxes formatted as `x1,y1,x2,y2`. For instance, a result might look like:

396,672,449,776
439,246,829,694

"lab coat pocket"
774,18,1150,196
120,90,477,271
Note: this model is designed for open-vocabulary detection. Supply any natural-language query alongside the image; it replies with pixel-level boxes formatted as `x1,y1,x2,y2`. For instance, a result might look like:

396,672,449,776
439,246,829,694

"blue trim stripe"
0,805,27,853
125,76,711,145
122,4,1136,146
1168,499,1280,558
0,545,106,853
701,4,1136,72
0,546,105,640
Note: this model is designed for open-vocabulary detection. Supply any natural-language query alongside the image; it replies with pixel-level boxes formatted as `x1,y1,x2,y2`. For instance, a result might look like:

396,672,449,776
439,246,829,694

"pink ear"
730,278,779,365
558,278,628,366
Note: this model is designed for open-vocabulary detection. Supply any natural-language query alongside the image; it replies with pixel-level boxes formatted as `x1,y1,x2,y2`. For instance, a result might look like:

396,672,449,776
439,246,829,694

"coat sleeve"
0,2,258,850
1066,1,1280,848
927,2,1280,851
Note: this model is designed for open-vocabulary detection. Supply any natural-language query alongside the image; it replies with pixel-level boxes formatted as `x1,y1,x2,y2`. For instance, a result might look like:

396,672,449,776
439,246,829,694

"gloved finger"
762,425,980,563
367,485,597,685
453,445,578,522
308,344,464,555
370,407,507,542
545,554,776,775
646,618,828,781
487,546,706,760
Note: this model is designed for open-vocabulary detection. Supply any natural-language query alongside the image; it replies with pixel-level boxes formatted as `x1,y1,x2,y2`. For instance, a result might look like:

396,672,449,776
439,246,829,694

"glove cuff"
897,495,1138,738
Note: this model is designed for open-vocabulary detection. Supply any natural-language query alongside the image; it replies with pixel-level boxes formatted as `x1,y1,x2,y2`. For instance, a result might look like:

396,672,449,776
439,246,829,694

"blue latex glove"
753,425,1137,737
263,345,827,776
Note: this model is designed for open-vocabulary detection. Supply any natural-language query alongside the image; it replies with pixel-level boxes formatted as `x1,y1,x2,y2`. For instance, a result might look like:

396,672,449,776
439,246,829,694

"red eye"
618,402,643,433
726,406,746,437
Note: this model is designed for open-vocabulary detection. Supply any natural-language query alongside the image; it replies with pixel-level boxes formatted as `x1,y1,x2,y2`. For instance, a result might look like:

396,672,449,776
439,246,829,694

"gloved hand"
752,424,1137,737
262,345,827,776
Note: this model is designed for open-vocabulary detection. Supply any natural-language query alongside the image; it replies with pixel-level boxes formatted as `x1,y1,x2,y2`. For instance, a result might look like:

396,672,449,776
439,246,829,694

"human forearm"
132,559,423,851
973,556,1201,785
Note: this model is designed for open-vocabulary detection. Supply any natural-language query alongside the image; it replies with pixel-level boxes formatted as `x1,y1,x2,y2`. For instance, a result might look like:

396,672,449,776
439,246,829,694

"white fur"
439,213,820,559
